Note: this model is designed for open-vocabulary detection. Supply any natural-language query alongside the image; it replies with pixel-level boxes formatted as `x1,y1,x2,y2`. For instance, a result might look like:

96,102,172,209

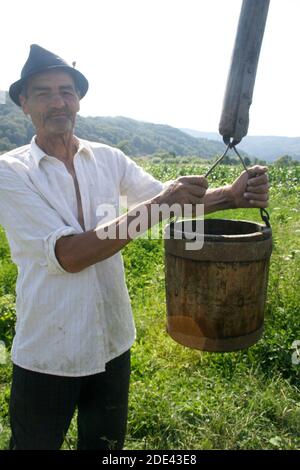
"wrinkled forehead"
26,69,76,91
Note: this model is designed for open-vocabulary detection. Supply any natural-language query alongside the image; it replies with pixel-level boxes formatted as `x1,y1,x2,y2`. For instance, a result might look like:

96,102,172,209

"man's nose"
49,93,65,107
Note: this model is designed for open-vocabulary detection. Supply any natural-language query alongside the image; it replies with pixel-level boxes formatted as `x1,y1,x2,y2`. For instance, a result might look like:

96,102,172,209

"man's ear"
19,95,30,115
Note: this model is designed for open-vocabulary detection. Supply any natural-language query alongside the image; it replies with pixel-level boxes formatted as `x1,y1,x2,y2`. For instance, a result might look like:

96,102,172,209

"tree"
244,156,251,167
274,155,294,166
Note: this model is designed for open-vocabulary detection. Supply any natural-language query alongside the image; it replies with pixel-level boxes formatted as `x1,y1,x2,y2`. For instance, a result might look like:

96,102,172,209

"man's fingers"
189,194,204,205
246,183,269,194
247,173,269,187
247,199,269,208
244,192,268,202
247,166,268,177
178,175,208,189
184,182,207,198
159,176,208,208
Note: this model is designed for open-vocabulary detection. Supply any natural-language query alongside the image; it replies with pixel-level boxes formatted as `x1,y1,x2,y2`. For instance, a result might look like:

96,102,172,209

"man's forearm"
202,185,235,214
55,197,162,273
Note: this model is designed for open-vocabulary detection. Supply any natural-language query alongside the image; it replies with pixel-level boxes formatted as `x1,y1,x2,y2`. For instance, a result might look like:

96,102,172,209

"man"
0,45,269,450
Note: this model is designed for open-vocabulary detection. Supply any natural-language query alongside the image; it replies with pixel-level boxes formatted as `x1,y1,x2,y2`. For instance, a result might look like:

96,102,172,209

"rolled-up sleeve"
44,226,78,275
0,162,77,275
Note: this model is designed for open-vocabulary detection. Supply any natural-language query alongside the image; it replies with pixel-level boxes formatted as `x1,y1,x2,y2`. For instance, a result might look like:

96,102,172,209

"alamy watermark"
95,197,204,250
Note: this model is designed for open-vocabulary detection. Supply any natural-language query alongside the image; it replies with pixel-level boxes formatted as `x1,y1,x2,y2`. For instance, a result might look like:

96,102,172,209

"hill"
0,92,242,159
181,129,300,162
74,115,229,158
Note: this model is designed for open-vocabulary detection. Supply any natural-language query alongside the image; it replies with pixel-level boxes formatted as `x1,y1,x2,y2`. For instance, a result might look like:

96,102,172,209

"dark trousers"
9,350,131,450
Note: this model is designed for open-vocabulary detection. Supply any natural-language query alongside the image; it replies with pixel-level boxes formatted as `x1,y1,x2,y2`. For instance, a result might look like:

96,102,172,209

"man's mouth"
50,114,69,118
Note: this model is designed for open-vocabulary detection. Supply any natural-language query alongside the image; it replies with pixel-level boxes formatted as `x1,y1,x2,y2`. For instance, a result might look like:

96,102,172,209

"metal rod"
205,144,231,177
232,146,249,174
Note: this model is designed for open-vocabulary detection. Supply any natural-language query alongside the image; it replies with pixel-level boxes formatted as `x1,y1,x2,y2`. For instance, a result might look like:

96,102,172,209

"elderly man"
0,45,269,450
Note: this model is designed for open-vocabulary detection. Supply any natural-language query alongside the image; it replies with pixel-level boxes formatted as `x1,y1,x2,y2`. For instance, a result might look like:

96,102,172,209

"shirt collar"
30,135,93,167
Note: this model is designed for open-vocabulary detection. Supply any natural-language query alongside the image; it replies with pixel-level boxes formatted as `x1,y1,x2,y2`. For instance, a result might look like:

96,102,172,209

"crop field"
0,163,299,450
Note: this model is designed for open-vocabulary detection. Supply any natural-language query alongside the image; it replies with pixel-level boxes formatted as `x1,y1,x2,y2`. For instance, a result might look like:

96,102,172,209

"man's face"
19,70,80,137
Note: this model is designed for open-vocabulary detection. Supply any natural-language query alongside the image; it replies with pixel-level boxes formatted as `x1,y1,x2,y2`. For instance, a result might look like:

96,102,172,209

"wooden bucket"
164,219,272,352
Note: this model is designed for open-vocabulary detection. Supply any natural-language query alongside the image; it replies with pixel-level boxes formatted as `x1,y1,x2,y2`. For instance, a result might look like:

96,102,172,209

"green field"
0,164,299,450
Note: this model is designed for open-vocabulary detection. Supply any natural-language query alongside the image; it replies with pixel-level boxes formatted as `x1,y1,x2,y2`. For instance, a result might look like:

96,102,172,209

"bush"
0,262,17,297
0,294,16,349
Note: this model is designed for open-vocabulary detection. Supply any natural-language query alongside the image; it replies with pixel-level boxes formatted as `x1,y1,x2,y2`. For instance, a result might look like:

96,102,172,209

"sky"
1,0,300,137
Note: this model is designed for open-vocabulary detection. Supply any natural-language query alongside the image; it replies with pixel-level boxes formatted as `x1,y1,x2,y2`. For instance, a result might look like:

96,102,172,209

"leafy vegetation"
0,163,299,450
274,155,299,167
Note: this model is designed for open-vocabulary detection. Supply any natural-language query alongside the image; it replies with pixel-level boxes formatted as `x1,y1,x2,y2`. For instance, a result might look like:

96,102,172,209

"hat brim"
9,65,89,106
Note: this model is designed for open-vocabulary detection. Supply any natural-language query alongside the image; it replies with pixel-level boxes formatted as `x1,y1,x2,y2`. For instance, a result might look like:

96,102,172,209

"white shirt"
0,137,164,376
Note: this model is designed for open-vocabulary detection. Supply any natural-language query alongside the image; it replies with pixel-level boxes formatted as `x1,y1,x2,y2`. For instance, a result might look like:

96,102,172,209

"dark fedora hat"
9,44,89,106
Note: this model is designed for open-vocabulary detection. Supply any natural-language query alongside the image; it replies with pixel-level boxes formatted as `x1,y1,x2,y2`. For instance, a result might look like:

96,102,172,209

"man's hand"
227,165,269,209
154,175,208,210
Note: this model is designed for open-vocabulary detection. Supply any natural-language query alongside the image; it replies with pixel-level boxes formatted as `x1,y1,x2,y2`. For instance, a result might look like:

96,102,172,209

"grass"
0,164,299,449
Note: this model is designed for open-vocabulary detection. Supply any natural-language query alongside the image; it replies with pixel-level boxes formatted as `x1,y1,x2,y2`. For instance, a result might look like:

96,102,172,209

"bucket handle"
205,143,271,228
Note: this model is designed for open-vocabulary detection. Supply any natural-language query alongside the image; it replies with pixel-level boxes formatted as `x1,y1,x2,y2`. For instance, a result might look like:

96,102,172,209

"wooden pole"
219,0,270,145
